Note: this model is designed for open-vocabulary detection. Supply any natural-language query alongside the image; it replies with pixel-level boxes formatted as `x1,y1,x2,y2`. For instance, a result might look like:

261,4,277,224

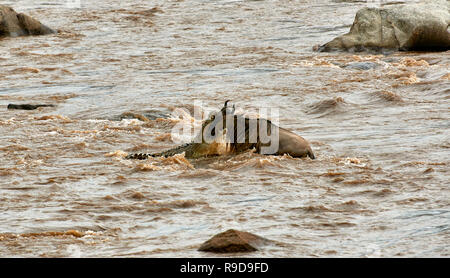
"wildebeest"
126,100,315,160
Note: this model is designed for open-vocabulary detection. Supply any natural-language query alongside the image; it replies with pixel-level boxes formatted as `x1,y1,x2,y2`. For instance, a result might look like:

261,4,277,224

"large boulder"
0,5,55,37
318,1,450,52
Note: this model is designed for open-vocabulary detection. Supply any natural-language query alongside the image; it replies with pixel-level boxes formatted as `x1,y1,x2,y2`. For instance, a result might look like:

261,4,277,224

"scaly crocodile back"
125,142,199,160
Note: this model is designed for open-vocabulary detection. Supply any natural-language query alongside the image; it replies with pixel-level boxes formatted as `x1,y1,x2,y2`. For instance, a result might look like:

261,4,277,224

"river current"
0,0,448,257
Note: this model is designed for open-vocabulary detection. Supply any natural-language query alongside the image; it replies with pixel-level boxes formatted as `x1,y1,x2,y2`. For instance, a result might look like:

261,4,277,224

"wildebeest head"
198,101,280,155
215,100,235,121
201,100,235,138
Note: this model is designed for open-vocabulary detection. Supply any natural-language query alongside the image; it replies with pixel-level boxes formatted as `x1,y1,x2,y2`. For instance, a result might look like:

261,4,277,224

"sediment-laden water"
0,0,448,257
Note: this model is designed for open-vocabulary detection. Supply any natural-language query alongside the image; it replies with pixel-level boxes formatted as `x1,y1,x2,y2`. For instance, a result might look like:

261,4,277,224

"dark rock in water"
0,5,55,38
317,1,450,52
7,104,55,110
198,229,271,253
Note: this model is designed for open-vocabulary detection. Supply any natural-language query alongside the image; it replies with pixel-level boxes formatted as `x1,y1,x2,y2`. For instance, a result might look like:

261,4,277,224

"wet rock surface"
0,5,55,37
7,104,55,110
318,1,450,52
198,229,272,253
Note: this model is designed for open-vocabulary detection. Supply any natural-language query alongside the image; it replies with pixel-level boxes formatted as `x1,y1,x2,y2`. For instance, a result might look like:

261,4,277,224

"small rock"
198,229,271,253
7,104,55,110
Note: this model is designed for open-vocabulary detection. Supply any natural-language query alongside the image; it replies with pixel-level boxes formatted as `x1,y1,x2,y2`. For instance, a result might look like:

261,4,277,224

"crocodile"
125,142,220,160
126,100,315,160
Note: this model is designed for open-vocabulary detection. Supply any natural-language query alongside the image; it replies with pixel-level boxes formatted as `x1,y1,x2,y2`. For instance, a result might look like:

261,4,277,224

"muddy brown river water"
0,0,449,257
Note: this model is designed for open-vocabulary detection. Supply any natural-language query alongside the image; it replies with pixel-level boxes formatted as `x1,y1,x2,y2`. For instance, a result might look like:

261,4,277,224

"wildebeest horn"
224,100,231,108
231,104,235,114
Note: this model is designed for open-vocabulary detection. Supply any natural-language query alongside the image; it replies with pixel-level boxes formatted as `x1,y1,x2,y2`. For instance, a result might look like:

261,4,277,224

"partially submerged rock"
198,229,271,253
318,1,450,52
7,104,55,110
0,5,55,38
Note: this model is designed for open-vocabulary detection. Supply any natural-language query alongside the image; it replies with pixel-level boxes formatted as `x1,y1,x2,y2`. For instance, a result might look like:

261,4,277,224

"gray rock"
318,1,450,52
0,5,55,38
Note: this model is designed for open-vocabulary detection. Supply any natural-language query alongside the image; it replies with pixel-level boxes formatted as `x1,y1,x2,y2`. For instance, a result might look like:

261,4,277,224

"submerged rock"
0,5,55,38
198,229,271,253
318,1,450,52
